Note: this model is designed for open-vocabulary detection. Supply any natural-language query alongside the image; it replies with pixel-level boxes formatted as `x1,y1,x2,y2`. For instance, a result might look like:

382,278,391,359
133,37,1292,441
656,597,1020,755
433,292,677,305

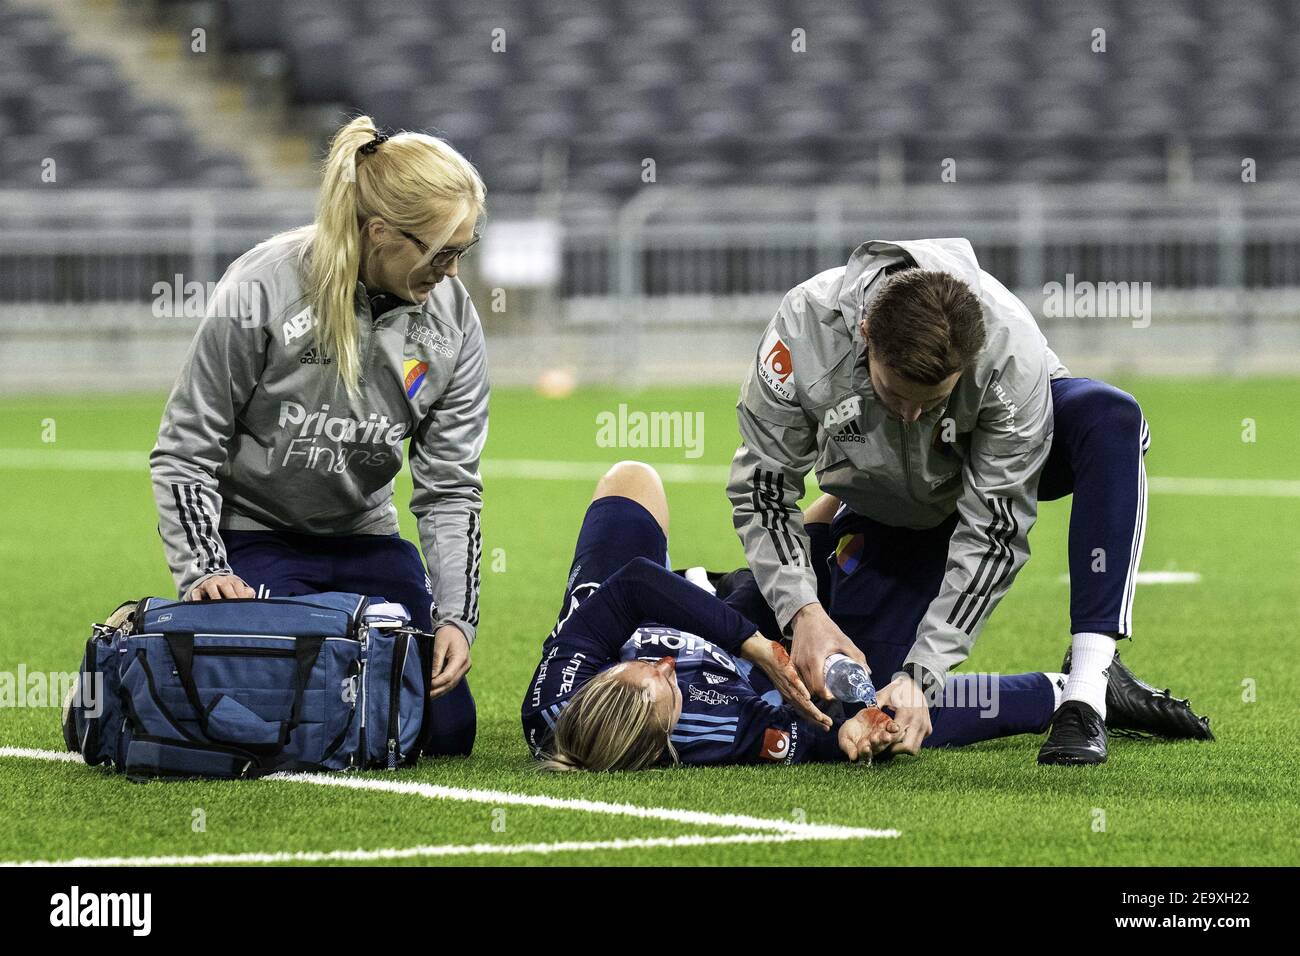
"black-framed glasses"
399,229,480,267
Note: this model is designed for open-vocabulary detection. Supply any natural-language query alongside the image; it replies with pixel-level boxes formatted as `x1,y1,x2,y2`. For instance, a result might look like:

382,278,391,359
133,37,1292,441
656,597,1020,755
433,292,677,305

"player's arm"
902,352,1054,699
149,270,268,600
409,298,488,683
731,695,899,765
567,557,762,657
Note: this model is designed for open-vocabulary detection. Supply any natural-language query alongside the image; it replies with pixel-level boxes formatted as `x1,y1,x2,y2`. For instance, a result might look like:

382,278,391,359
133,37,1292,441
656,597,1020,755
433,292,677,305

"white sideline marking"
1145,476,1300,498
1057,570,1202,585
271,771,892,840
2,448,1297,497
0,748,897,865
0,746,83,763
5,832,863,868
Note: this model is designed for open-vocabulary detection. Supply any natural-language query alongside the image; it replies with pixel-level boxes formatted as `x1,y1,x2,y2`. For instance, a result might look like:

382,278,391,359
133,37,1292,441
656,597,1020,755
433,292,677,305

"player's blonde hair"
277,115,485,395
538,666,680,773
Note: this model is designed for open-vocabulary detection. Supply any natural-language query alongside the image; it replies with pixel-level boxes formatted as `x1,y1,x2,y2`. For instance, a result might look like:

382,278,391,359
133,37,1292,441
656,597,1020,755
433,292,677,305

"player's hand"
429,624,472,699
740,635,832,730
185,574,255,601
838,706,903,763
877,673,933,755
790,603,868,700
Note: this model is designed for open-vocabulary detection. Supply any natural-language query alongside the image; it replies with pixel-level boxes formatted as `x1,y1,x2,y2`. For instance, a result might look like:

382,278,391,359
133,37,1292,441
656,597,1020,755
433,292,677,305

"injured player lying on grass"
520,461,1213,772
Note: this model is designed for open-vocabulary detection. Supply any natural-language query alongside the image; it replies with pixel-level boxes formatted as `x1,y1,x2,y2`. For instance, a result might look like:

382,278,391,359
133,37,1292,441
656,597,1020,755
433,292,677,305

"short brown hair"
863,269,986,385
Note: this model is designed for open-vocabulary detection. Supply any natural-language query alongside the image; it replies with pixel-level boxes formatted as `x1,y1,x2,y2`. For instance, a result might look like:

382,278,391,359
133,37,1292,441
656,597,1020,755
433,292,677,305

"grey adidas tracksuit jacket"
150,231,487,643
728,238,1069,688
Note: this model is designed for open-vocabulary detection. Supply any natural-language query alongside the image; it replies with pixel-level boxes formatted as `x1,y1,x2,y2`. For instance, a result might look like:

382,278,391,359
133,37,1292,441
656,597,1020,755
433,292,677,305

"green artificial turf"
0,378,1296,865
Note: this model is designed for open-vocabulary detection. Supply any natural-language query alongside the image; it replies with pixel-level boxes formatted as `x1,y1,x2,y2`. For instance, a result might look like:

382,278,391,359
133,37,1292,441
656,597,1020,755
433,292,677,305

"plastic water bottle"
823,653,877,707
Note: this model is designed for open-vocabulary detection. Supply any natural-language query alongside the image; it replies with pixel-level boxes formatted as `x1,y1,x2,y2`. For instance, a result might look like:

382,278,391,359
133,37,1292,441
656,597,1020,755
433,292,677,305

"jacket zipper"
358,307,385,385
897,418,916,500
386,634,410,769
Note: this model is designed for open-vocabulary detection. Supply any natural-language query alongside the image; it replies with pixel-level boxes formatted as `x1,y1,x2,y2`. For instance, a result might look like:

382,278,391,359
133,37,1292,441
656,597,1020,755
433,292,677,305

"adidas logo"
831,419,865,443
703,672,728,685
299,347,333,366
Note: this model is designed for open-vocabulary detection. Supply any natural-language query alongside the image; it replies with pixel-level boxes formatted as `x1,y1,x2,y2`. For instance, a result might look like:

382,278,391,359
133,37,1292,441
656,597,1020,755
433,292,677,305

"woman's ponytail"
304,115,381,396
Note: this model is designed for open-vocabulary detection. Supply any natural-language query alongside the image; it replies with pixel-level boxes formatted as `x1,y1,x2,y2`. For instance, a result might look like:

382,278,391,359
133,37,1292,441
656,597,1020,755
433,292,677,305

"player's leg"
591,459,669,537
711,494,839,642
1035,377,1150,764
550,461,673,635
922,672,1062,748
328,533,476,757
825,508,958,682
709,498,949,678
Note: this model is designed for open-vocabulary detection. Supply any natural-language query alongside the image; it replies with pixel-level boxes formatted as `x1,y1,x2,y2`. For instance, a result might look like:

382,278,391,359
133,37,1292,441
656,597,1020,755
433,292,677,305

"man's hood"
836,238,984,350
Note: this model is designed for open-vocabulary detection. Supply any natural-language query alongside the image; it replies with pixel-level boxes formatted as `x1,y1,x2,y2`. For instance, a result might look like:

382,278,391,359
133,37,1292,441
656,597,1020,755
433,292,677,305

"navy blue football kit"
521,496,1059,766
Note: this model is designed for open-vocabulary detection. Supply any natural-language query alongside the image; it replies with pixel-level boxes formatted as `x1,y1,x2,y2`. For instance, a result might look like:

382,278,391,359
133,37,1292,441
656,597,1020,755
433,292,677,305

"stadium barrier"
1,184,1298,390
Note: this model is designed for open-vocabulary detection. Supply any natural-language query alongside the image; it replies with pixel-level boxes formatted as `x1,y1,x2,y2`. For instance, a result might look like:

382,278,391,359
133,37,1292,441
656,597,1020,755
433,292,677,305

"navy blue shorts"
224,528,476,757
551,495,670,631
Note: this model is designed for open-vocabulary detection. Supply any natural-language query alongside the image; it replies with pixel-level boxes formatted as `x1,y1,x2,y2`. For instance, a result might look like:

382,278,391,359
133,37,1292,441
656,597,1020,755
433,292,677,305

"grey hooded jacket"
150,230,487,643
727,238,1068,687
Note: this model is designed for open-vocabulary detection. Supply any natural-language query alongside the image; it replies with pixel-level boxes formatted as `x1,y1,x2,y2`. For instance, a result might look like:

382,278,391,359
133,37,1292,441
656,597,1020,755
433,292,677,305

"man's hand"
838,706,903,763
185,574,255,601
877,673,933,755
429,624,471,699
740,635,831,730
789,603,868,700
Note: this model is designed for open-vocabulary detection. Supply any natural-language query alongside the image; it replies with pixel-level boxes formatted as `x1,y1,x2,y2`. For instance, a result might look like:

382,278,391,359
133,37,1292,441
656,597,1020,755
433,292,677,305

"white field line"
0,748,897,866
5,831,866,868
270,770,892,839
0,746,83,762
2,448,1298,496
1057,570,1203,585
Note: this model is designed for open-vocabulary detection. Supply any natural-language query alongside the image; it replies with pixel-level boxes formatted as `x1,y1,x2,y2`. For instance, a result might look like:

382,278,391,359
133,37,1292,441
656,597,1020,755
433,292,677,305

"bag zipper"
142,597,358,631
358,632,369,766
386,634,410,769
191,646,296,658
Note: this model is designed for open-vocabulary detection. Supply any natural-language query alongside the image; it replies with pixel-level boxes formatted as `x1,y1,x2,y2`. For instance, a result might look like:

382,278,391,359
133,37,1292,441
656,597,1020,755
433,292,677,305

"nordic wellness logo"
1042,274,1153,328
50,886,151,936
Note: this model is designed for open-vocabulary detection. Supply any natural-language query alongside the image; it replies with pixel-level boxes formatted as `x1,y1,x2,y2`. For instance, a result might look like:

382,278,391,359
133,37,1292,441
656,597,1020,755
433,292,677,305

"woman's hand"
185,574,255,601
838,706,903,763
740,635,832,730
429,624,472,699
876,674,933,755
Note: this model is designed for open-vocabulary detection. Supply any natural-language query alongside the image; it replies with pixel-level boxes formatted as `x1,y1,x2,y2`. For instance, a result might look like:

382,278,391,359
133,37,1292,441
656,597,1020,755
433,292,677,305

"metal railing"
4,184,1300,302
1,185,1298,387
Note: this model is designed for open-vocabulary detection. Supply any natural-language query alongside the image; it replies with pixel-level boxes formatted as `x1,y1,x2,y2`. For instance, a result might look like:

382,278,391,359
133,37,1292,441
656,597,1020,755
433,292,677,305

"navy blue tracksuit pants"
223,528,476,757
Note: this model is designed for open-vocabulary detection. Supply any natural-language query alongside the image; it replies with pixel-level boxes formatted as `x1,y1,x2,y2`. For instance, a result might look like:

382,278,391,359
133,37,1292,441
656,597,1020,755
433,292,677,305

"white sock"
1062,632,1116,718
683,567,716,595
1043,672,1068,711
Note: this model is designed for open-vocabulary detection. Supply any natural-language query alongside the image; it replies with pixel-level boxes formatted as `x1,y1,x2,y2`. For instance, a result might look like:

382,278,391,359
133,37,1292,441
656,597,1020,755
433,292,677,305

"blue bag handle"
164,632,323,750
